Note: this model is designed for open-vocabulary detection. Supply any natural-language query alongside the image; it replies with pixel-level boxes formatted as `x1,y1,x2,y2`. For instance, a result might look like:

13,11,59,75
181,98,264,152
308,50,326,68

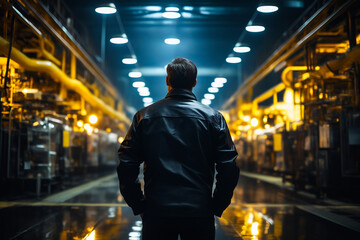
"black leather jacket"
117,88,239,217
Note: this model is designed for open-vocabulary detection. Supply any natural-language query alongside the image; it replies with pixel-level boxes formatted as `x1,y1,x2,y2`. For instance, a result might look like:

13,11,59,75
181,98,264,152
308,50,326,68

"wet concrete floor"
1,173,360,239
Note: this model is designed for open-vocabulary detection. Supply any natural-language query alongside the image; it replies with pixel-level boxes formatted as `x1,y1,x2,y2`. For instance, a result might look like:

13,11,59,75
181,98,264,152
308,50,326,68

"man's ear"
193,79,197,88
166,76,170,86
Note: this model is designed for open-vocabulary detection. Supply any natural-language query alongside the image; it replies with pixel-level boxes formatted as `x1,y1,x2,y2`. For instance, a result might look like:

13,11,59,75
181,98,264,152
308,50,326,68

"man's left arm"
117,114,145,215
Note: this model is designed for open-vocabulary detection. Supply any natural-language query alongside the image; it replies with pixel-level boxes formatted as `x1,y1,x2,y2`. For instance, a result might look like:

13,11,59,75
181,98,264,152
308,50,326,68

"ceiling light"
251,118,259,127
164,38,180,45
226,57,242,63
110,34,128,44
257,5,279,13
139,91,150,96
129,71,142,78
183,6,194,11
233,46,251,53
246,25,265,32
143,97,153,103
162,12,181,19
137,87,149,93
208,87,219,93
201,99,211,105
165,7,179,12
132,81,145,88
214,77,227,84
95,3,117,14
204,93,215,100
144,102,152,107
146,6,162,11
211,82,223,88
122,58,137,64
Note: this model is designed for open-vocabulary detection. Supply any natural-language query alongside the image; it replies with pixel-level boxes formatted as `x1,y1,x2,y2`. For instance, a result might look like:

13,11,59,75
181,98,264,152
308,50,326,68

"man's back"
137,88,223,217
117,57,239,240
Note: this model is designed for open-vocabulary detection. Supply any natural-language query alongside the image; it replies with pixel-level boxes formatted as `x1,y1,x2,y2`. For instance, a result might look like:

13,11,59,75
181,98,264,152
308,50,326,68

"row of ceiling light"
95,3,154,107
95,3,188,107
201,2,279,106
95,3,278,108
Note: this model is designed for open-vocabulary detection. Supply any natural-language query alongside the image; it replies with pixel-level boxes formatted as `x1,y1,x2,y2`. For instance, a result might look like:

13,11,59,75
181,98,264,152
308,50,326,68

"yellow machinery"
0,0,129,196
223,0,360,197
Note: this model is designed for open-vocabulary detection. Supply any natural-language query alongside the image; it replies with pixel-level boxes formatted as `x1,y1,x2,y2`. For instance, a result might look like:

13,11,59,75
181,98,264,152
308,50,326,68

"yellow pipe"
251,83,285,115
281,66,308,87
0,36,130,125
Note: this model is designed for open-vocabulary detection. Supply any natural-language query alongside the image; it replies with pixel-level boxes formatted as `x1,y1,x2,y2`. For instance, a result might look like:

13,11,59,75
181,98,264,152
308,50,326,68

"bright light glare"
137,87,149,93
132,81,145,88
129,72,142,78
144,102,152,107
226,57,241,63
122,58,137,64
84,230,95,240
204,93,215,100
211,82,223,88
162,12,181,19
89,115,98,124
146,6,162,11
251,118,259,127
233,46,251,53
164,38,180,45
208,87,219,93
246,25,265,32
165,7,179,12
95,6,116,14
77,120,83,128
214,77,227,84
110,37,128,44
201,99,211,105
118,136,124,143
257,5,279,13
243,116,251,122
143,97,153,103
139,91,150,96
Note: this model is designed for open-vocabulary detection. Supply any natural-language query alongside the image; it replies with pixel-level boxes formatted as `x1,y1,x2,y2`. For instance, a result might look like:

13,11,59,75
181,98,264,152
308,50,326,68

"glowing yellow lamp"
89,114,98,124
251,118,259,127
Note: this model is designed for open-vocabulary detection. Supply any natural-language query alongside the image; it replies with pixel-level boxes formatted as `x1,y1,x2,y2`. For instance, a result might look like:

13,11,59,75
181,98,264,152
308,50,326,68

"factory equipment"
224,0,360,198
0,0,129,197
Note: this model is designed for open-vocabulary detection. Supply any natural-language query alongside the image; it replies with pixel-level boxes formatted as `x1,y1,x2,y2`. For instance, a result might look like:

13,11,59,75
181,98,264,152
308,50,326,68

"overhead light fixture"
95,3,117,14
233,44,251,53
165,7,179,12
257,4,279,13
132,81,145,88
214,77,227,84
208,87,219,93
144,102,152,107
143,97,153,103
183,6,194,11
139,91,150,96
137,87,149,93
201,99,211,105
110,34,128,44
122,58,137,64
129,71,142,78
246,24,265,33
211,82,224,88
146,6,162,11
164,38,180,45
226,56,242,63
162,12,181,19
204,93,215,100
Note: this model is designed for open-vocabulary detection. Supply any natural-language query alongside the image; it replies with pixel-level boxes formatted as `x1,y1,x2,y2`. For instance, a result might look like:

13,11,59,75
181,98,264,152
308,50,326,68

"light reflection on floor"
1,175,360,239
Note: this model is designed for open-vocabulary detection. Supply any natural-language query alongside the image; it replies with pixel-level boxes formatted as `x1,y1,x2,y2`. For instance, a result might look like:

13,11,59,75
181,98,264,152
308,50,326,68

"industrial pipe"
0,36,130,125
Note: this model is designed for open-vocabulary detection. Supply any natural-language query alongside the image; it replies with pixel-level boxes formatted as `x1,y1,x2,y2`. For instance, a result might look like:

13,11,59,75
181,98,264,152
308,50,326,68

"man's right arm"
212,113,240,217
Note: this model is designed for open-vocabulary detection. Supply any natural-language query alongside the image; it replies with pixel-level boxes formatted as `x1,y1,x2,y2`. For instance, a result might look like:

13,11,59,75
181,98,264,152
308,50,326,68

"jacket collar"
165,88,197,100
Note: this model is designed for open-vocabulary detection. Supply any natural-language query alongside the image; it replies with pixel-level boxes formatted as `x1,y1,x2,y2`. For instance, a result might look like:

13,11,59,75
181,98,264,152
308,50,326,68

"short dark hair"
166,57,197,90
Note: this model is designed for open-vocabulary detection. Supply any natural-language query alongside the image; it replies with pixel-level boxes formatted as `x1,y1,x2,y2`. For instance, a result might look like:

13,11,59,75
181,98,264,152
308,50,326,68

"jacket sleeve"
212,112,239,217
117,113,145,215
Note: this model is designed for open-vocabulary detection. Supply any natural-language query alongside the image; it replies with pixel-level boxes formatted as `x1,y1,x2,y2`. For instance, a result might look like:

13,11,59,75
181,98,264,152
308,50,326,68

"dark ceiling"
62,0,315,115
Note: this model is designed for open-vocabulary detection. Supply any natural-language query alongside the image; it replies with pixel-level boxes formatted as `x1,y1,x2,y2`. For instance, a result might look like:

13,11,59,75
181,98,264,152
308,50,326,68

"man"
117,57,239,240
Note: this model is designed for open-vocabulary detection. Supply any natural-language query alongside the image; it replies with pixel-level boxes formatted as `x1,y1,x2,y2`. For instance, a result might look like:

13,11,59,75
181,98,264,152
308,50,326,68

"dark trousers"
142,216,215,240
